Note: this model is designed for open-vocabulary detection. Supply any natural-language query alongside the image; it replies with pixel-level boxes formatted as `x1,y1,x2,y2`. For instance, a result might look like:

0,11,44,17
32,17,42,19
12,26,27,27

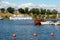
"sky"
0,0,60,12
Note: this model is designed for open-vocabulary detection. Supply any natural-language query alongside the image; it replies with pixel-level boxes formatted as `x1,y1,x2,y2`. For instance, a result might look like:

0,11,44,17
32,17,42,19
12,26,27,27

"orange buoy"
50,33,54,37
12,34,16,38
33,33,37,38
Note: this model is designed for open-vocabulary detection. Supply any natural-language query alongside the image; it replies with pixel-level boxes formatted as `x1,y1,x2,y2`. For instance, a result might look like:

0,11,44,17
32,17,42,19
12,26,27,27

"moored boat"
9,14,32,20
34,19,41,25
55,21,60,26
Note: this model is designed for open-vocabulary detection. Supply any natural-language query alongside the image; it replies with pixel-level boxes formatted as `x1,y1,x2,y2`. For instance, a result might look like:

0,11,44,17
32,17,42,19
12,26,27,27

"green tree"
1,8,5,13
40,8,43,14
43,9,46,14
7,7,15,14
29,8,40,15
46,9,51,14
24,7,29,14
18,8,25,13
51,9,57,14
40,8,46,14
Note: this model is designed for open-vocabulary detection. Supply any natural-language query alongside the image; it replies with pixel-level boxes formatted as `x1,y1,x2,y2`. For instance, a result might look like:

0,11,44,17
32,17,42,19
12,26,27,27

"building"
57,13,60,19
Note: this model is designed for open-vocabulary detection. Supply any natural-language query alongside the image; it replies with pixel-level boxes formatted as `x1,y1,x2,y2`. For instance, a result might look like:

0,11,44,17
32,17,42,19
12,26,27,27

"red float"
33,33,37,38
12,34,16,38
50,33,54,37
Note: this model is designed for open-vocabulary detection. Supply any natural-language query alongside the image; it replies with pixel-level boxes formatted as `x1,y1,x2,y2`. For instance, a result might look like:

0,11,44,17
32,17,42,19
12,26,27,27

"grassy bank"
31,13,57,19
0,12,57,19
0,12,13,19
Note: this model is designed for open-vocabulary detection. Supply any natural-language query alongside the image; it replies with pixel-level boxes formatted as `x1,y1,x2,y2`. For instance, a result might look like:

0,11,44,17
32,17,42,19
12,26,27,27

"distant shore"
0,7,59,19
0,12,57,20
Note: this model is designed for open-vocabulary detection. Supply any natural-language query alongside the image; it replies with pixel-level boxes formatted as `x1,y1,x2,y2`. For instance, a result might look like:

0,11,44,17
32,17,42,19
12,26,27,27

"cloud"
0,1,60,12
38,4,60,12
18,3,34,8
0,1,17,8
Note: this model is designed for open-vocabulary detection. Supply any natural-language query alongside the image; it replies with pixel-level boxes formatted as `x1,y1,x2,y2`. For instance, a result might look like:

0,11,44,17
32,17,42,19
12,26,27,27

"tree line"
0,7,58,15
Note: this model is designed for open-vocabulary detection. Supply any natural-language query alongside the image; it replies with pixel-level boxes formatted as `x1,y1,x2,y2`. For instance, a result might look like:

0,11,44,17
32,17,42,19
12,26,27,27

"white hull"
10,17,32,20
9,15,32,20
55,21,60,26
41,21,60,26
41,21,51,24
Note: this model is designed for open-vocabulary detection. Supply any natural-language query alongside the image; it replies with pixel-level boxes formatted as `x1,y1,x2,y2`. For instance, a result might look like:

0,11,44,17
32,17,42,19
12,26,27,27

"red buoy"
12,34,16,38
50,33,54,37
33,33,37,38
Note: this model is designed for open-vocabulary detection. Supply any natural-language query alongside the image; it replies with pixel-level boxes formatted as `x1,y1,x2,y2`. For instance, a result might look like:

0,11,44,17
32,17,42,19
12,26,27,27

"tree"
40,8,46,14
18,8,25,13
24,7,29,14
29,8,40,15
46,9,51,14
1,8,5,13
51,9,58,14
43,9,46,14
7,7,15,14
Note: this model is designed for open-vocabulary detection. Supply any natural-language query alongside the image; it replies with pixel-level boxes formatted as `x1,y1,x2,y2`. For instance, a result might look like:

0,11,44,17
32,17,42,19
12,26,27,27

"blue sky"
3,0,60,5
0,0,60,12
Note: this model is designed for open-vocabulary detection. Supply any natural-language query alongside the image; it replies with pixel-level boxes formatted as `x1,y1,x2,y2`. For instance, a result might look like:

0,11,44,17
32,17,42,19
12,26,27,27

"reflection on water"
0,20,60,40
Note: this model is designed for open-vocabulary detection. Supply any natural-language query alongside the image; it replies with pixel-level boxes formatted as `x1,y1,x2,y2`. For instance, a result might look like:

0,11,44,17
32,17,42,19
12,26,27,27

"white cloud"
0,1,60,12
0,1,17,8
39,4,60,12
2,1,10,5
18,3,34,8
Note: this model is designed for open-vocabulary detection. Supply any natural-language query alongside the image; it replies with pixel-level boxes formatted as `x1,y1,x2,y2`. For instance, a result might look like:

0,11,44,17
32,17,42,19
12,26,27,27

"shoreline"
0,12,58,20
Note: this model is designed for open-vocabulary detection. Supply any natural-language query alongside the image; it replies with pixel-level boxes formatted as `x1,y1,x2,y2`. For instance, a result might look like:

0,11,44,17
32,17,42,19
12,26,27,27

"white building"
0,16,3,19
57,13,60,20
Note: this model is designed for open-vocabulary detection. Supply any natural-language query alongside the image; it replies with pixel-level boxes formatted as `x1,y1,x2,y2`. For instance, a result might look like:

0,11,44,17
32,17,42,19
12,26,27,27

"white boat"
9,14,32,20
41,21,53,25
55,21,60,26
41,21,57,25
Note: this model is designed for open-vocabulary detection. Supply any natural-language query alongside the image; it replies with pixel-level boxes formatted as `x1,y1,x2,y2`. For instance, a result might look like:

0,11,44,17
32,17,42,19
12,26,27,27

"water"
0,20,60,40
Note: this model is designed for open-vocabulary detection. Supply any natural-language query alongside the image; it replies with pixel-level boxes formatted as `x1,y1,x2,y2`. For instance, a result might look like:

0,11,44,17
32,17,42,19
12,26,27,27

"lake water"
0,20,60,40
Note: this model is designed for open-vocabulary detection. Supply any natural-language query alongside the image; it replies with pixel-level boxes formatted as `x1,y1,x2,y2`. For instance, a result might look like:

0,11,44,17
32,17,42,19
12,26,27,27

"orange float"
50,33,54,37
33,33,37,38
12,34,16,38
